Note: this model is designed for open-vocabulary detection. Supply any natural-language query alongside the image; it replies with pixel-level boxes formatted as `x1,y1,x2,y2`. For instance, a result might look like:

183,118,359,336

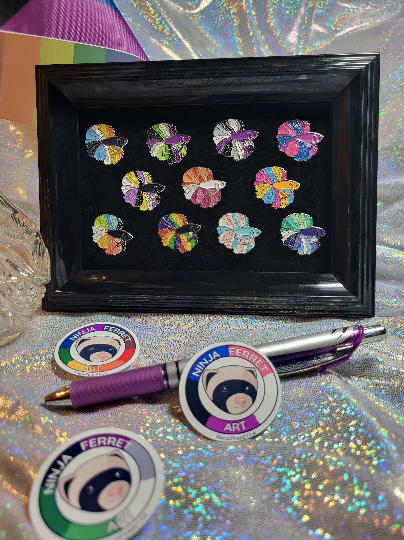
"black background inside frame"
79,101,332,274
38,54,379,314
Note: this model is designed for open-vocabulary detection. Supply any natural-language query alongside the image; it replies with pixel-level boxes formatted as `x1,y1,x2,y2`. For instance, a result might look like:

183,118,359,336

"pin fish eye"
245,385,251,392
221,385,228,393
115,470,123,478
89,347,94,351
87,485,95,494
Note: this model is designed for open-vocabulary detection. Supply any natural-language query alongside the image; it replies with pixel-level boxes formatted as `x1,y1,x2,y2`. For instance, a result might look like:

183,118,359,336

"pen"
45,324,385,409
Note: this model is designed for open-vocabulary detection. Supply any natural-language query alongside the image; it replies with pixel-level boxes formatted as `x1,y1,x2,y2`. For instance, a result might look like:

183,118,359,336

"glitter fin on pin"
146,123,191,165
254,166,300,209
182,167,226,208
213,119,258,161
277,119,323,161
217,213,261,254
92,214,133,255
122,171,165,211
280,213,325,255
85,124,127,165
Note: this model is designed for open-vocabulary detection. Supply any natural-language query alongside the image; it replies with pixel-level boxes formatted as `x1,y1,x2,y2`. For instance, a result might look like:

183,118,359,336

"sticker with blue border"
179,342,282,441
29,428,164,540
54,323,140,377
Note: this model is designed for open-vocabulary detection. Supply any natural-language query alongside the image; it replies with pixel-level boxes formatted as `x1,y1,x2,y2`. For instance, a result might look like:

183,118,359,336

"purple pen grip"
70,364,165,409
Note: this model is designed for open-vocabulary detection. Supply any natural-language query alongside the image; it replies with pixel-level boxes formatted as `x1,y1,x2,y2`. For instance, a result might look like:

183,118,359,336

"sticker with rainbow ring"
54,322,140,376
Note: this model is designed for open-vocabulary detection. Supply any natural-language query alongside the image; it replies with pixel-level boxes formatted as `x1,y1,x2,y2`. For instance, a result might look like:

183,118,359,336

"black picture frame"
36,53,379,316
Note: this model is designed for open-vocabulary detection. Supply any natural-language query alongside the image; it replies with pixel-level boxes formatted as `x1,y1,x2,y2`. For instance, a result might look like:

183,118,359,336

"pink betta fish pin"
182,167,226,208
213,119,258,161
277,120,323,161
254,166,300,209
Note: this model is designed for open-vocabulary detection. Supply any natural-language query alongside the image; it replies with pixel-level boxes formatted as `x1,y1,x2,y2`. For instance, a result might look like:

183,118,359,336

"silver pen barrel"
255,325,385,363
173,325,386,386
362,325,386,343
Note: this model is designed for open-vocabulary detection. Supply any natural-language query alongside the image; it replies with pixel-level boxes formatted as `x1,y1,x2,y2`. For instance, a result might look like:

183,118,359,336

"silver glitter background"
1,2,404,538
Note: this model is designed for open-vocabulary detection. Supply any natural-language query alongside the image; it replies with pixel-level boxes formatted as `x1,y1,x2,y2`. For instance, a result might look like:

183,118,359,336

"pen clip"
276,344,354,378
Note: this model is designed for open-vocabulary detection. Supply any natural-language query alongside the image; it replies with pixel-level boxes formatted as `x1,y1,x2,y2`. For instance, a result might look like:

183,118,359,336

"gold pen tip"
45,387,71,402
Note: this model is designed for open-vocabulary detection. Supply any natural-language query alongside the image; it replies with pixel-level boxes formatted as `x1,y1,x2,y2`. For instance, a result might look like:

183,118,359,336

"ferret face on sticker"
202,365,258,415
76,336,121,362
58,451,131,512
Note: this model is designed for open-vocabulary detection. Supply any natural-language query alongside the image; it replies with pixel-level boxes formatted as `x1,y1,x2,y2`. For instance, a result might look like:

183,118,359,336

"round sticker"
179,342,282,441
54,322,140,376
29,428,164,540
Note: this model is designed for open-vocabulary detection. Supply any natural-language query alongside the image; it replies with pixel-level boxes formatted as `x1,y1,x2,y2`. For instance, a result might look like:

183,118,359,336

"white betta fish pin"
179,342,282,441
217,213,261,254
182,167,226,208
29,428,164,540
213,119,258,161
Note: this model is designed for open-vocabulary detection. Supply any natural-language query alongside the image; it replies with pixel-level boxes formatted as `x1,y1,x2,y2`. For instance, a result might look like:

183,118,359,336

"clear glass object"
0,191,50,346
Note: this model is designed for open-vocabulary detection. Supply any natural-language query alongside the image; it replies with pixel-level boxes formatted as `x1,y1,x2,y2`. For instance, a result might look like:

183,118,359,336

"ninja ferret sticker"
29,428,164,540
54,322,140,377
179,342,282,441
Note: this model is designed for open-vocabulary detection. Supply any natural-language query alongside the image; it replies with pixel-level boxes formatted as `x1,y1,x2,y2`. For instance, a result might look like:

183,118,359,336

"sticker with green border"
29,428,164,540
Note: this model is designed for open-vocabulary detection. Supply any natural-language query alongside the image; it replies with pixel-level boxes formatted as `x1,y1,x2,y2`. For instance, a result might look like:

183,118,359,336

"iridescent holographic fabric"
118,0,402,60
1,2,404,538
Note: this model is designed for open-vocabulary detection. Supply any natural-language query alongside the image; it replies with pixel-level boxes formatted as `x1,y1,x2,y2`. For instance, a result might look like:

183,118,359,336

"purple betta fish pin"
146,123,191,165
213,119,259,161
280,213,325,255
277,120,323,162
121,171,165,211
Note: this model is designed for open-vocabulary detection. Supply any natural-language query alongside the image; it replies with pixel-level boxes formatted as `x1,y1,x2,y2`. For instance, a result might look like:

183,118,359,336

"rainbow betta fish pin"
277,120,323,161
92,214,133,255
217,213,261,254
158,213,201,253
213,119,258,161
281,213,325,255
182,167,226,208
146,123,191,165
121,171,165,211
85,124,127,165
254,166,300,209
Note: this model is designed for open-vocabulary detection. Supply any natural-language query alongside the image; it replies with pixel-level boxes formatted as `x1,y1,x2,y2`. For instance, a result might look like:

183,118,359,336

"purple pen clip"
275,325,371,378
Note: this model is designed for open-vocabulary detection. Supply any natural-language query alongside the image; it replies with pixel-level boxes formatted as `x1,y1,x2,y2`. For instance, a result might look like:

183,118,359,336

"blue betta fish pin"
217,213,261,254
